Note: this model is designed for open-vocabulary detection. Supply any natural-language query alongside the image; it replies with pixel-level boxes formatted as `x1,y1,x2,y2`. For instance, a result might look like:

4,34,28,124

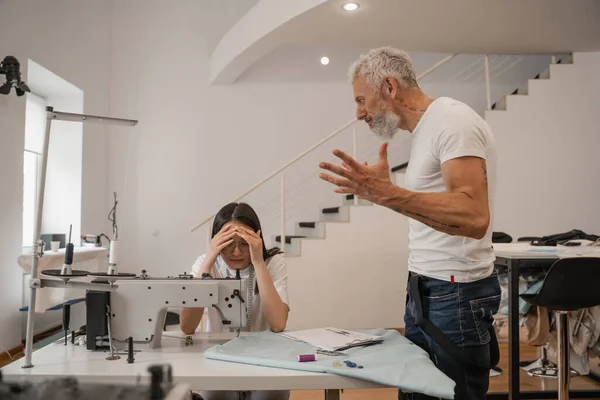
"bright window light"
320,56,330,65
23,92,46,248
342,2,359,11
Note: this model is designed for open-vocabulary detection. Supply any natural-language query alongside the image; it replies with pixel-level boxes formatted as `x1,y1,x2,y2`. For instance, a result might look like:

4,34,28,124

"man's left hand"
319,142,393,204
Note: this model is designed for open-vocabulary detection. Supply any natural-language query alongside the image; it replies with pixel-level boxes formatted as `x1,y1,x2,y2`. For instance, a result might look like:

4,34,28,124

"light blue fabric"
204,329,456,399
498,279,544,325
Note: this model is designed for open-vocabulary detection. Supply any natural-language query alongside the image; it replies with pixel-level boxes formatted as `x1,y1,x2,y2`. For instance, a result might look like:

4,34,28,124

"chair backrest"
534,257,600,311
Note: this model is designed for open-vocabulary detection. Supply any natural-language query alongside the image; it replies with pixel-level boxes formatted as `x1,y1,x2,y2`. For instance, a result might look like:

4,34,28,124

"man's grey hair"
349,47,418,90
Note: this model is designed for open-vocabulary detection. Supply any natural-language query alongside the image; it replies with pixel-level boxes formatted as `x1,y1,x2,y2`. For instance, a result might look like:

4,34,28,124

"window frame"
22,92,47,250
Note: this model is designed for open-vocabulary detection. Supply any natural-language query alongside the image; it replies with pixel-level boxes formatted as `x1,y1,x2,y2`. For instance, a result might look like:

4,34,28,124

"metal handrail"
190,118,357,232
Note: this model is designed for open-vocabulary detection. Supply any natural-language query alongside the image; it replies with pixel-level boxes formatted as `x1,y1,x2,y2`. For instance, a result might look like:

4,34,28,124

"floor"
0,331,62,369
289,341,600,400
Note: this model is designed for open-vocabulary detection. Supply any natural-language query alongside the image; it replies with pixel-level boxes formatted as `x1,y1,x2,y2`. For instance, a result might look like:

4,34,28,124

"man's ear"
383,76,398,99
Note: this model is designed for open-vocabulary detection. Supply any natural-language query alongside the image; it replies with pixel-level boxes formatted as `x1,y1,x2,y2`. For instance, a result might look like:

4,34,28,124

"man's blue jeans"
399,272,501,400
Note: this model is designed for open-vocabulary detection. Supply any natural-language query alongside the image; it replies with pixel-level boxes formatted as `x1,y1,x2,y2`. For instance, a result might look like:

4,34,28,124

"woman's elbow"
271,325,285,333
270,321,286,333
270,309,289,333
179,308,202,334
179,319,197,335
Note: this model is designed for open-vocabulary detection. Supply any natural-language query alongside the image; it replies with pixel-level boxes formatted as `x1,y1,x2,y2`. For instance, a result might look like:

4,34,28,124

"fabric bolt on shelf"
204,328,455,399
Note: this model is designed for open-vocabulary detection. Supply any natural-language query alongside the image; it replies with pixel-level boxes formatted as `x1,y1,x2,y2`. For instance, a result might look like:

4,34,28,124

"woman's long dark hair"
211,202,282,261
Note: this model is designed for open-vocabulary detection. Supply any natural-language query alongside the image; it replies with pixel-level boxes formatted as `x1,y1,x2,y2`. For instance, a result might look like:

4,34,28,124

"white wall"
286,173,410,330
486,52,600,239
0,0,113,350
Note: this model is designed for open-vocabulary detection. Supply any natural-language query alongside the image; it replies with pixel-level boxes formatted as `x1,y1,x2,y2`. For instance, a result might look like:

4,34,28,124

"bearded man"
319,47,502,400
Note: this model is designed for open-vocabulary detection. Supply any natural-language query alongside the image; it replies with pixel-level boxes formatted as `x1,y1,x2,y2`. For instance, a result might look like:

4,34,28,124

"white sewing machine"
85,273,249,352
1,363,193,400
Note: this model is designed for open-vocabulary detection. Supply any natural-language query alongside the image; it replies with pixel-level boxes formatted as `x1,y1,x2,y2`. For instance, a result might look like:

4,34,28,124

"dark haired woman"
181,203,290,399
180,202,289,335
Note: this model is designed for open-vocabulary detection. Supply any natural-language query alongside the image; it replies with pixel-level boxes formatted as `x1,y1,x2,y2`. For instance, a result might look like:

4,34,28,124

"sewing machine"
0,363,193,400
86,273,249,352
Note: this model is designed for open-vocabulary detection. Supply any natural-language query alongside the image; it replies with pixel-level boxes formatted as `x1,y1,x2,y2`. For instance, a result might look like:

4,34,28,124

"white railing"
255,137,407,234
484,55,492,110
189,55,458,253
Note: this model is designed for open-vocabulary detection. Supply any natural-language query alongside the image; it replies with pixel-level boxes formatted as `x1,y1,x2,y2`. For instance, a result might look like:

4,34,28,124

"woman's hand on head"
235,226,264,266
207,225,237,261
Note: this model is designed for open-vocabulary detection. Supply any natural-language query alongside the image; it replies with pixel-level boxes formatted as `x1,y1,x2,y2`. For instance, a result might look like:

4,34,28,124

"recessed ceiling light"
342,2,359,11
320,56,330,65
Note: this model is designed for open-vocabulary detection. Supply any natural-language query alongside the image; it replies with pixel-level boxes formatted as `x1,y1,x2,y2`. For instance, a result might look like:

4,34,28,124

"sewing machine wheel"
88,272,137,281
41,269,89,280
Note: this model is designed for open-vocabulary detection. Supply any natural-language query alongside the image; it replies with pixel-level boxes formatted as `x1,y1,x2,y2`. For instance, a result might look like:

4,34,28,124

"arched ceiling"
209,0,600,85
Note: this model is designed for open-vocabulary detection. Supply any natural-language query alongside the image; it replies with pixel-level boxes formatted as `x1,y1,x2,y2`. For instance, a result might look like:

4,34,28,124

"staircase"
272,165,406,257
285,170,411,331
490,54,573,111
483,52,597,240
273,54,574,258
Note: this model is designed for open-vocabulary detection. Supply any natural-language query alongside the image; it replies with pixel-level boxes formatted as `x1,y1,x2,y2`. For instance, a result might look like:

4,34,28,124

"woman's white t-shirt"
190,253,289,332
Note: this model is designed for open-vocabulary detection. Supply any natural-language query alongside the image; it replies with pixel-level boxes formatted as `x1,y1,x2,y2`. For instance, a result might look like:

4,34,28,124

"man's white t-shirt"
190,253,289,332
403,97,497,283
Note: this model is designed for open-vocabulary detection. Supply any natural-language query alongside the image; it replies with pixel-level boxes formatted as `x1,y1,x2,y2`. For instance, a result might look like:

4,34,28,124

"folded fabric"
499,279,544,325
204,328,455,399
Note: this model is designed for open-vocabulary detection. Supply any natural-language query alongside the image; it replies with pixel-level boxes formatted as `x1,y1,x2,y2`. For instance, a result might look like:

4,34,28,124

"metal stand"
528,346,558,378
88,193,136,281
557,311,570,400
22,106,137,368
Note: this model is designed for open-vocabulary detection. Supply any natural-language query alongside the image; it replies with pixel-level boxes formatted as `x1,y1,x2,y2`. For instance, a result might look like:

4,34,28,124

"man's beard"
370,108,400,140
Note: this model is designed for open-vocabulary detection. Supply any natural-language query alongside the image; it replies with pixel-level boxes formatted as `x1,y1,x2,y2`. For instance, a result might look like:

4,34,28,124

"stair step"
391,162,408,173
342,195,371,206
556,54,573,65
275,235,306,244
493,97,507,111
271,234,302,256
320,206,350,222
516,84,528,95
296,221,325,238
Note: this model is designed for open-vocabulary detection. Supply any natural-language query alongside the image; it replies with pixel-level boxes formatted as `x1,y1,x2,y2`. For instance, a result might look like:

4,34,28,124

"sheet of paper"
280,327,383,351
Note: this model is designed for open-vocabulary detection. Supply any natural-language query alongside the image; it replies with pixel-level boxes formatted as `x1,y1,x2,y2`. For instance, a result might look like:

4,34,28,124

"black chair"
520,257,600,400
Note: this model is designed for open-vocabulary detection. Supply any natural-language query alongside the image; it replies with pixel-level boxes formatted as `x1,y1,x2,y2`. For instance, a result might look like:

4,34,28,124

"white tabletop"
18,246,109,275
1,332,383,391
493,242,600,260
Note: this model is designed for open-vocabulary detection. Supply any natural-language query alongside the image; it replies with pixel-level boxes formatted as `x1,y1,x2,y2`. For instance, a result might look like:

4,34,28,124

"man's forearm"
378,185,489,239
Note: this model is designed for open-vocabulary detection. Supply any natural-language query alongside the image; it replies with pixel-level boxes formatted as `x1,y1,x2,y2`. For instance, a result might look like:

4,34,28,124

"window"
23,93,47,248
